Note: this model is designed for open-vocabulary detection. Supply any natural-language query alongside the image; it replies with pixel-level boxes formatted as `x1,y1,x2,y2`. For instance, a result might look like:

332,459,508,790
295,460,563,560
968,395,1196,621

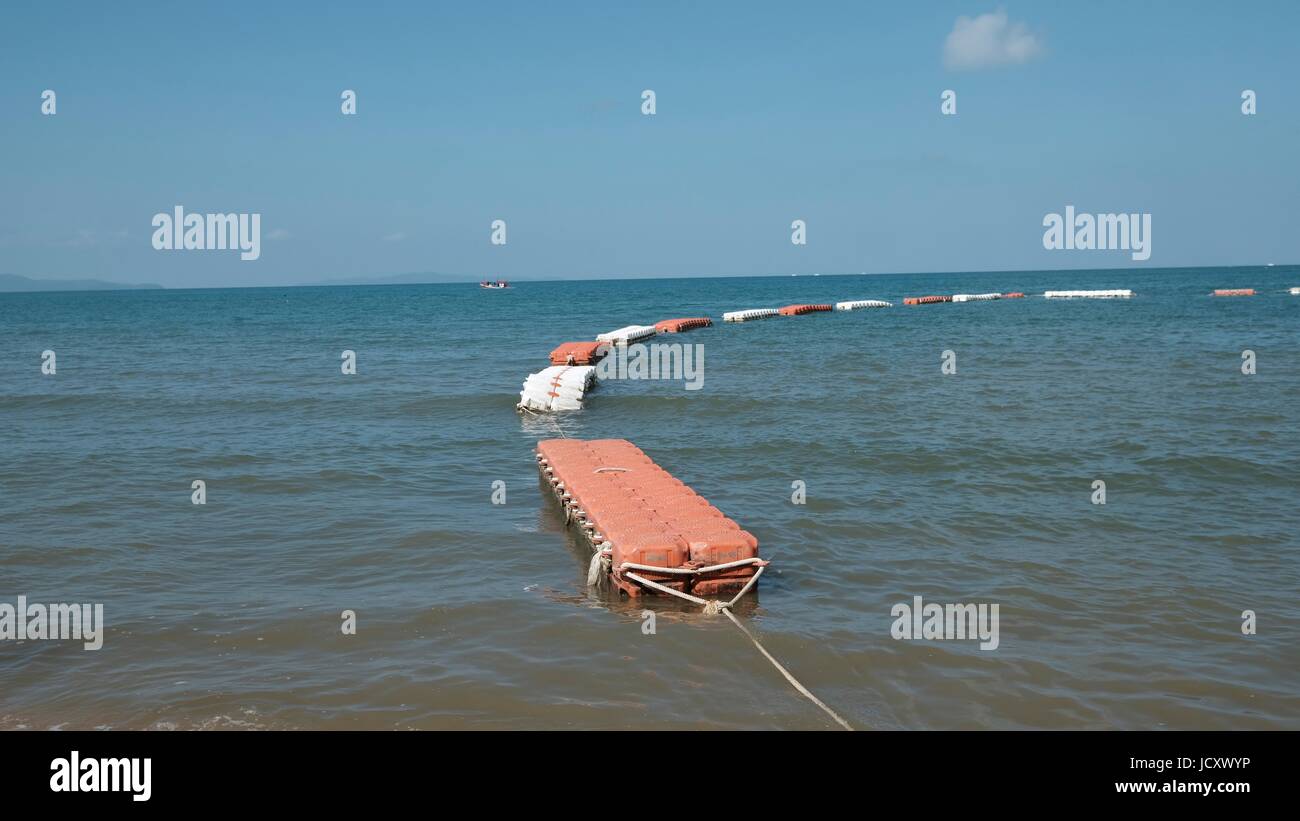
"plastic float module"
596,325,658,345
951,293,1001,302
835,299,892,310
722,308,779,322
1001,292,1026,299
1212,289,1255,297
1043,289,1134,299
1291,287,1300,295
654,317,713,333
549,341,607,366
535,438,762,597
517,366,597,412
777,303,833,316
903,295,953,305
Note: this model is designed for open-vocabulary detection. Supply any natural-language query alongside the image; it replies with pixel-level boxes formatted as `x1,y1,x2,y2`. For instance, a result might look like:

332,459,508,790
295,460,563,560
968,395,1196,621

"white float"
951,293,1001,302
517,365,597,412
596,325,657,345
1290,287,1300,295
1044,289,1134,299
723,308,779,322
835,300,893,310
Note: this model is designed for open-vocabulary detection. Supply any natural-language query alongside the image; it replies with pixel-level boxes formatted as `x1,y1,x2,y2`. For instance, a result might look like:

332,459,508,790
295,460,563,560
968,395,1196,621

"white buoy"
951,293,1001,302
835,300,892,310
596,325,657,345
723,308,779,322
518,365,597,412
1044,289,1134,299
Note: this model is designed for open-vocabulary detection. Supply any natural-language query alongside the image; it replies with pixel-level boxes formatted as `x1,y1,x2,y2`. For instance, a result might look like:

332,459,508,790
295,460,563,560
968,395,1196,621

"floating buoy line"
509,278,1291,728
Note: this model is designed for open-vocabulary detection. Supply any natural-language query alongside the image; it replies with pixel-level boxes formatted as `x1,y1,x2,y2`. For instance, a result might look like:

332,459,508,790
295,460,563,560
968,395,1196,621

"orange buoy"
654,317,713,333
778,304,833,316
1213,289,1255,297
1001,292,1025,299
536,438,762,598
548,341,607,366
903,295,952,305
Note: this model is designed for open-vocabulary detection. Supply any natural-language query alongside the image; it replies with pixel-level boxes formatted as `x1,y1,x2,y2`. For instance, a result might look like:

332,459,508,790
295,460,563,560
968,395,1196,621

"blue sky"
1,1,1297,287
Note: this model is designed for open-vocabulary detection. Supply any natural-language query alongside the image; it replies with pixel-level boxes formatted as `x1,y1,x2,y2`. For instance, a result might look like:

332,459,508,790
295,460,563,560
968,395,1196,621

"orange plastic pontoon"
654,317,713,333
903,295,952,306
549,341,608,366
1213,289,1255,297
778,304,832,316
536,438,762,598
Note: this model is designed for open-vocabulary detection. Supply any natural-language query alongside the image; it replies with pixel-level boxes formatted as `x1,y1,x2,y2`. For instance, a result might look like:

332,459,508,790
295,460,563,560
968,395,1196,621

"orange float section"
1213,289,1255,297
549,341,608,366
903,295,952,305
536,438,762,597
654,317,713,333
778,304,833,316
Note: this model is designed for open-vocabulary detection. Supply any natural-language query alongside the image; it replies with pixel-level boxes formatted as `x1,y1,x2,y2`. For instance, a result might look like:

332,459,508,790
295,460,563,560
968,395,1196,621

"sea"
2,265,1297,729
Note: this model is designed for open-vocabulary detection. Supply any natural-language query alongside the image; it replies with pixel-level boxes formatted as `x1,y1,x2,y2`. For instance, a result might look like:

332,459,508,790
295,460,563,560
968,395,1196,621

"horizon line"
2,262,1295,294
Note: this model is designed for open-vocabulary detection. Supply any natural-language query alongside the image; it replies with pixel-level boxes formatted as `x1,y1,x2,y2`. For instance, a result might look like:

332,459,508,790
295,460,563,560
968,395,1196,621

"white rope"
548,412,570,439
624,572,711,605
623,565,854,731
586,548,611,587
720,607,854,731
619,558,765,576
724,564,765,607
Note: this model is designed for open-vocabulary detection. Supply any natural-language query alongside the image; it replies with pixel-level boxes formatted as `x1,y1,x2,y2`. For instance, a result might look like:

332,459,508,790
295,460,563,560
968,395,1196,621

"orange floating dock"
1213,289,1255,297
549,341,608,366
904,295,952,305
654,317,713,333
778,304,833,316
536,438,763,598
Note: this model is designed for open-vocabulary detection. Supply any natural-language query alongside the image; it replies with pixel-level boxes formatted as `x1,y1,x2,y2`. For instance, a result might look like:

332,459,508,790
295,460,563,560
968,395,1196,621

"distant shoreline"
0,273,163,293
1,263,1294,294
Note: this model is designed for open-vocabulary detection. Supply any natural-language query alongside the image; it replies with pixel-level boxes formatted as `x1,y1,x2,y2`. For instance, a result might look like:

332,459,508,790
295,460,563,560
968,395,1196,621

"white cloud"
943,9,1044,71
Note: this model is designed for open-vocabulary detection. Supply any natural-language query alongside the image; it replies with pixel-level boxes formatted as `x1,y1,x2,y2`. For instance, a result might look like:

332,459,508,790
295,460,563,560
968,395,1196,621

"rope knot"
701,600,728,616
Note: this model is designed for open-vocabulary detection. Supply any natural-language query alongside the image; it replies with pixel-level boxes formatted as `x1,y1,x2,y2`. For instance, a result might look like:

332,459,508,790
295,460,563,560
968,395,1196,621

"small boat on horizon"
480,279,510,289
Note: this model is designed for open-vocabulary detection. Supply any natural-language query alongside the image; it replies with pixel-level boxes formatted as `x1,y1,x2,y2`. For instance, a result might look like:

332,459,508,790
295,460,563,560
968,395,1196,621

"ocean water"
1,266,1298,730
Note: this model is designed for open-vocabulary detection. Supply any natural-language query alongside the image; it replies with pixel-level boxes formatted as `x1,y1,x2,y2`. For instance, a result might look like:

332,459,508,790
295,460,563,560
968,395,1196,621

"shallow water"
2,267,1298,729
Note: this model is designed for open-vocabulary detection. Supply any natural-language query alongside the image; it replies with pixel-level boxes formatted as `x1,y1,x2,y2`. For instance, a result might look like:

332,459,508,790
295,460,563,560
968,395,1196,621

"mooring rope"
537,450,854,730
625,566,854,730
719,607,854,731
545,408,570,439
